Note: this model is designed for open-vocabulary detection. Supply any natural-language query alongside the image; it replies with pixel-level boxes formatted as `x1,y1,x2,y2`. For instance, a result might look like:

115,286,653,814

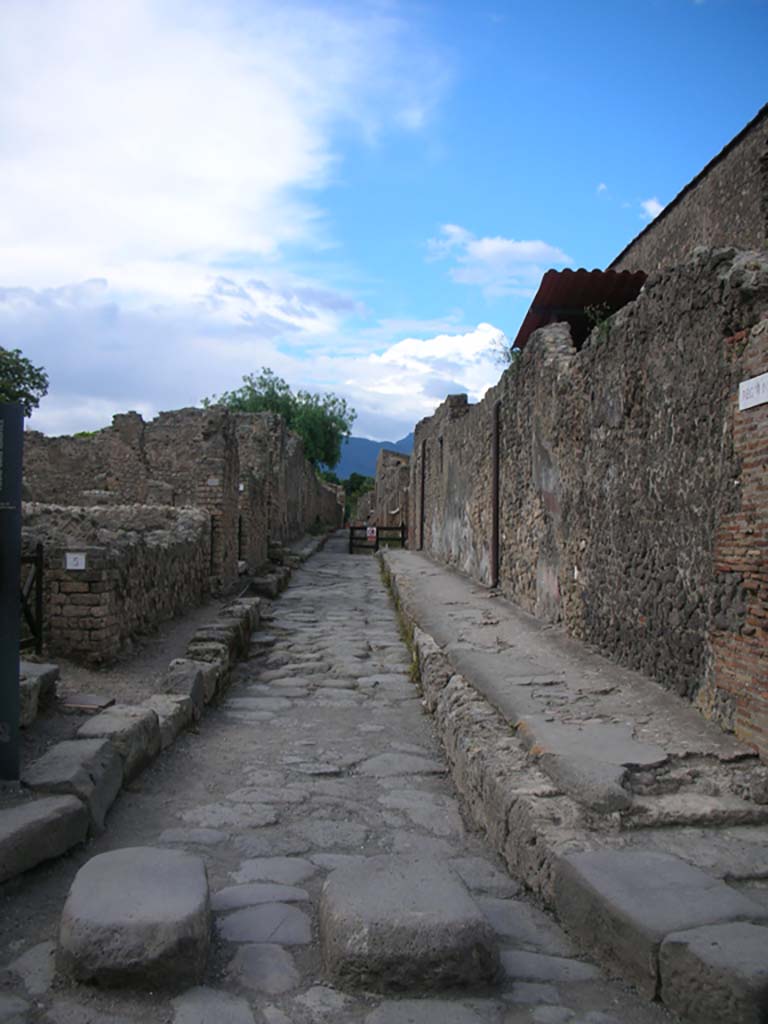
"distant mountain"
335,432,414,479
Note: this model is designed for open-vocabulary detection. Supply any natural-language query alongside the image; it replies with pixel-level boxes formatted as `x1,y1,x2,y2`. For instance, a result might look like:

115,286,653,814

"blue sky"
1,0,766,442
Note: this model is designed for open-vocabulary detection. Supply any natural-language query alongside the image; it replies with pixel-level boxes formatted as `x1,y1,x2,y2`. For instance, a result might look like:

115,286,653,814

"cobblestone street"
0,536,674,1023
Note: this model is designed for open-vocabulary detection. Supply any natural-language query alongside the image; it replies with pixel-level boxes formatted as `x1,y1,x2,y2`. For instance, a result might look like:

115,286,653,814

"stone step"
57,846,211,989
0,795,88,883
554,849,768,998
319,856,499,991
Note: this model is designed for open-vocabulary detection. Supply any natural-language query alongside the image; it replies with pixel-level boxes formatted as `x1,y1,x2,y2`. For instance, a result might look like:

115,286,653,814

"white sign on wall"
65,552,87,571
739,372,768,411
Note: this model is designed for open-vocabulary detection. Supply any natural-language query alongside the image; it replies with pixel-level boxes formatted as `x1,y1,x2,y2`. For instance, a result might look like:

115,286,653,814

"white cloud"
597,182,608,194
0,0,454,442
4,275,504,442
427,224,573,297
640,197,665,220
0,0,443,296
339,322,507,436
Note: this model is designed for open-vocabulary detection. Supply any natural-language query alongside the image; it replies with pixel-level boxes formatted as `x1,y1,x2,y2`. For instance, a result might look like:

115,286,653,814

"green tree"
203,367,355,469
0,347,49,416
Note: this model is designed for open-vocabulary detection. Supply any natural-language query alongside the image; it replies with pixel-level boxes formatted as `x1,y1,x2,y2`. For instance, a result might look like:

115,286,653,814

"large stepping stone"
554,849,768,996
319,856,499,991
57,847,210,988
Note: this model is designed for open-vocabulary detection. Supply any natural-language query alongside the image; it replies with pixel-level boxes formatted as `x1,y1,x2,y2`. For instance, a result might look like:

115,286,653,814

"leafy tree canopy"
203,368,355,469
0,347,49,417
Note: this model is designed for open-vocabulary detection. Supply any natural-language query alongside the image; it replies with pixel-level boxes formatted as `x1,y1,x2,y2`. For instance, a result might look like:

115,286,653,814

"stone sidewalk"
0,532,672,1024
383,546,768,1022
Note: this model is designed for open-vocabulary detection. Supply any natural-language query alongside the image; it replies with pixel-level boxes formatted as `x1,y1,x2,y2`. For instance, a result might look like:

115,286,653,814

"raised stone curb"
142,694,195,750
659,920,768,1023
21,738,123,830
554,849,768,997
76,704,161,781
319,856,499,991
160,658,207,711
0,796,88,883
57,846,210,988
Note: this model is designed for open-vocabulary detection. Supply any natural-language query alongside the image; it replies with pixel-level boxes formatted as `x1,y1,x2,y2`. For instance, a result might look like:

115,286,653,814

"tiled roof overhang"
512,268,647,351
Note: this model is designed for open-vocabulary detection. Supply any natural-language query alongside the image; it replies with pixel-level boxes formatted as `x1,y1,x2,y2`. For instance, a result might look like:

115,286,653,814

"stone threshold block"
319,856,499,991
0,796,88,883
21,739,123,831
58,847,211,988
76,704,160,781
554,849,768,997
660,921,768,1024
19,661,59,727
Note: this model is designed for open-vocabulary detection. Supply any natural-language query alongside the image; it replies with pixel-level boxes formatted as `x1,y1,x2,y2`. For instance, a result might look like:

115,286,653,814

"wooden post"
0,404,23,780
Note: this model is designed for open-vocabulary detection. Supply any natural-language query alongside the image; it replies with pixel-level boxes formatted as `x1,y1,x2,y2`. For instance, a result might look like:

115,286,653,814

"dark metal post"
348,527,353,554
490,401,500,588
418,439,426,551
0,404,23,780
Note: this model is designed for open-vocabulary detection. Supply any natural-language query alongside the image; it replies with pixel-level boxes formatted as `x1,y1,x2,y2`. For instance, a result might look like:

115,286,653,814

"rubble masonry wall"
409,248,768,754
374,450,410,528
22,504,210,665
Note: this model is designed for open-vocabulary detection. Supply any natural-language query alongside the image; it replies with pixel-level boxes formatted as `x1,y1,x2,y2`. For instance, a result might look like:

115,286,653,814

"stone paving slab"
217,903,311,944
227,943,300,995
21,738,123,830
58,847,211,988
171,987,256,1024
0,796,88,883
0,994,29,1023
211,883,309,911
319,855,499,990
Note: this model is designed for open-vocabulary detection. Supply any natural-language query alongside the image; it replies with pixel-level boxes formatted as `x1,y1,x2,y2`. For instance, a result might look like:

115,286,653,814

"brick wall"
700,318,768,750
22,503,210,665
611,105,768,274
411,248,768,754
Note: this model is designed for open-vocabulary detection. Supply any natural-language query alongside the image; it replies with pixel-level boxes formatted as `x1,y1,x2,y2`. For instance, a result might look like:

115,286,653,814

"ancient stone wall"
611,105,768,274
24,407,240,591
374,450,410,528
411,248,768,754
22,504,210,665
352,490,374,524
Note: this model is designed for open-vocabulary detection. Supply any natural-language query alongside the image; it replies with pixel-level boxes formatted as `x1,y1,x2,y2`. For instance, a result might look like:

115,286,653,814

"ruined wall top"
610,104,768,274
